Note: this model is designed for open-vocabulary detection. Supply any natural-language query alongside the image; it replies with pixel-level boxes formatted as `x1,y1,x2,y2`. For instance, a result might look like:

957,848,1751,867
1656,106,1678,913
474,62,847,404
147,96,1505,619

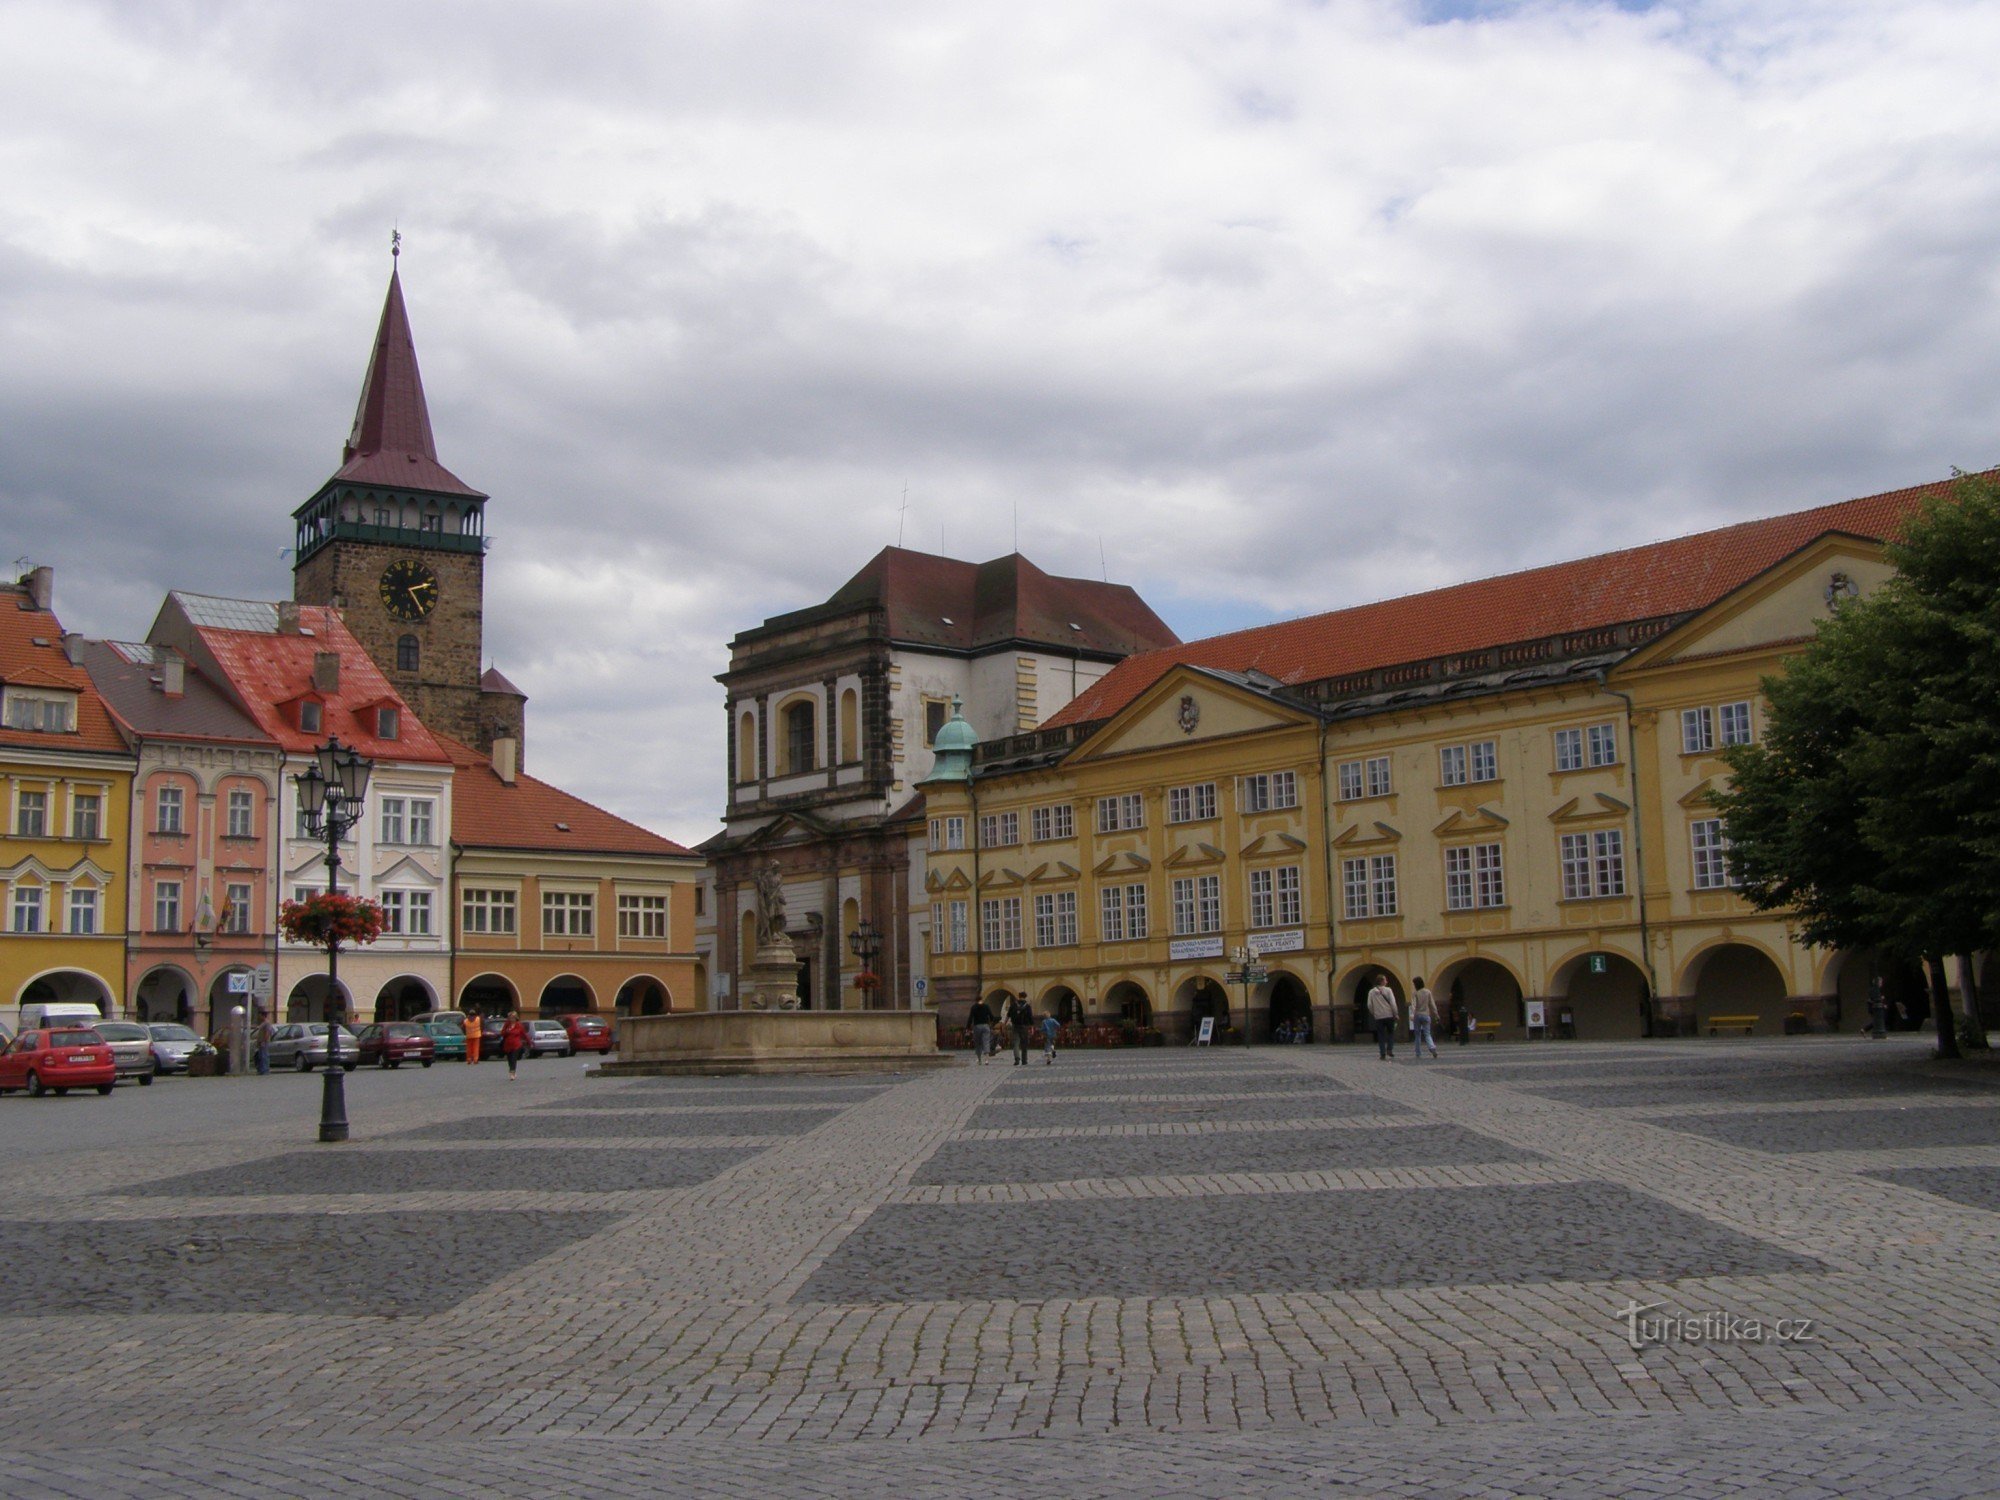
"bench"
1705,1014,1759,1036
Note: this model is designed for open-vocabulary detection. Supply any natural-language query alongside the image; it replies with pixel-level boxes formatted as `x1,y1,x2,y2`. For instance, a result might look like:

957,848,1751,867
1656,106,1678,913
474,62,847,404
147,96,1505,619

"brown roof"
326,265,483,499
77,640,272,746
1048,474,1958,728
0,584,128,756
814,548,1179,657
439,735,693,857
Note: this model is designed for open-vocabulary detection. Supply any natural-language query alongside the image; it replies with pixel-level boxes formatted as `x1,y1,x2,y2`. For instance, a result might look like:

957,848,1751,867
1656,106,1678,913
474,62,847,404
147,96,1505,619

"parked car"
353,1023,436,1068
421,1020,467,1062
17,1001,104,1033
0,1027,117,1097
525,1019,572,1057
266,1022,359,1072
145,1023,207,1074
561,1014,615,1053
92,1021,157,1085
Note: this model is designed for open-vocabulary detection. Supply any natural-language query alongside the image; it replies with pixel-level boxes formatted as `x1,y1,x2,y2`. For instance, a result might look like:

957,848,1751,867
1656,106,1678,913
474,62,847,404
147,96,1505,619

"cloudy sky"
5,0,1998,842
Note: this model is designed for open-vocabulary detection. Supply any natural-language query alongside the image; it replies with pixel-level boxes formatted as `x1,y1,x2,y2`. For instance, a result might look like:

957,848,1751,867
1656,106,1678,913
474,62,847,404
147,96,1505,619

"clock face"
379,559,439,622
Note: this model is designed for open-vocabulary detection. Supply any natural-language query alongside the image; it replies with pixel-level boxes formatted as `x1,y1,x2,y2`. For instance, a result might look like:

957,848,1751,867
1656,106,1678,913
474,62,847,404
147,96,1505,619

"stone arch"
1335,963,1402,1023
539,974,595,1016
1105,979,1152,1027
839,687,859,764
1174,973,1230,1040
1547,949,1651,1039
458,972,519,1017
736,711,757,783
1680,941,1790,1035
374,974,437,1022
616,976,670,1016
1434,956,1523,1036
133,964,198,1025
1039,983,1084,1026
15,967,114,1015
1264,969,1313,1042
775,692,819,776
284,974,351,1025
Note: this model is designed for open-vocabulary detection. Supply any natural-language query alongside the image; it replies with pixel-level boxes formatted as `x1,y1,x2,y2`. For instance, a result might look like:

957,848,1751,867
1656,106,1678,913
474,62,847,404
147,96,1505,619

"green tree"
1713,473,2000,1056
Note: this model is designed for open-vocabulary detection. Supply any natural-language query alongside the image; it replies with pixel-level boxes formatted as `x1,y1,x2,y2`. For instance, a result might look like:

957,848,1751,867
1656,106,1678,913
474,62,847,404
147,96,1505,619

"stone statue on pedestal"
746,862,801,1011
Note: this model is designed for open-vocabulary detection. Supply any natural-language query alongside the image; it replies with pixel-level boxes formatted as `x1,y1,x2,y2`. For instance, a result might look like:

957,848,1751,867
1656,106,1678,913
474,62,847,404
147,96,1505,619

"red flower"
279,892,387,949
854,971,881,990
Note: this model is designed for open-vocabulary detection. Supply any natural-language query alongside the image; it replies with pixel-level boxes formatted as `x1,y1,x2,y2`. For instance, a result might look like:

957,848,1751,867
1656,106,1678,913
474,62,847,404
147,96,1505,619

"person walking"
1867,976,1889,1039
463,1009,482,1064
967,996,995,1064
1041,1012,1061,1065
500,1011,530,1078
1006,994,1035,1066
1365,974,1400,1060
254,1017,273,1076
1410,977,1441,1060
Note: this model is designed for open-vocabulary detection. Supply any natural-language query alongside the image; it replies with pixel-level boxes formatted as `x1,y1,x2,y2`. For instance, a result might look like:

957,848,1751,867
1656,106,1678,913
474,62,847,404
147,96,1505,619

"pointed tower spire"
331,253,484,498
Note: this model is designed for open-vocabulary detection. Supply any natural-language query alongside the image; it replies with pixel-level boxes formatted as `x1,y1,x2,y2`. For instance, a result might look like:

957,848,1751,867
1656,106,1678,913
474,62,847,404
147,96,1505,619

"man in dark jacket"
1006,994,1035,1066
967,997,996,1064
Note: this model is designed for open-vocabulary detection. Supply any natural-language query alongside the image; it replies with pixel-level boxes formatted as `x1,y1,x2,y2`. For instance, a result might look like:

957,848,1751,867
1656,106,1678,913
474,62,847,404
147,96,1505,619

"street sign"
1227,968,1269,986
915,977,928,997
226,971,253,995
1588,953,1608,975
253,965,273,999
1195,1017,1215,1046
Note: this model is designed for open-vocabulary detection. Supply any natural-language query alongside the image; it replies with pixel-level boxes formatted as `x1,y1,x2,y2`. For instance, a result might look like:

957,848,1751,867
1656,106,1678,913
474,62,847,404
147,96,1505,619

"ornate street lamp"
294,736,372,1142
847,917,882,1008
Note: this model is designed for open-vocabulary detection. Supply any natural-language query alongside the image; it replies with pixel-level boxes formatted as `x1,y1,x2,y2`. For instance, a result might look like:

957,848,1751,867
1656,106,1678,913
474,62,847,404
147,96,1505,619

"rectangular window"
71,792,101,840
1096,793,1144,833
1554,727,1584,773
925,699,950,747
1439,741,1495,784
380,797,405,844
462,888,518,935
1338,760,1364,801
1560,832,1592,902
16,790,46,837
1342,856,1399,919
12,885,44,933
67,886,98,935
1440,744,1468,786
1366,756,1392,797
1033,891,1078,947
1445,844,1505,910
1100,885,1124,942
1125,883,1148,939
1029,804,1074,841
1719,701,1754,746
1469,740,1498,783
1586,722,1619,766
618,894,669,939
299,700,322,734
223,882,252,934
408,799,434,846
4,691,75,732
1170,874,1222,935
1681,706,1715,754
1167,783,1217,824
154,879,181,933
981,896,1022,950
949,899,969,952
378,890,406,933
1691,819,1737,889
1559,831,1626,901
377,706,400,741
543,891,595,936
978,811,1019,847
226,789,254,838
1371,855,1398,917
1593,830,1627,896
1249,868,1274,929
1240,771,1298,813
405,891,432,938
156,785,183,834
1247,866,1302,929
293,886,319,907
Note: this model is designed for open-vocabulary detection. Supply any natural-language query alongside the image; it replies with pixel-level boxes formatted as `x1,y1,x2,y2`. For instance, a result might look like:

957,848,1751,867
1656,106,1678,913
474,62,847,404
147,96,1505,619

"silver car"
526,1019,572,1057
266,1022,359,1072
94,1020,157,1084
145,1023,207,1074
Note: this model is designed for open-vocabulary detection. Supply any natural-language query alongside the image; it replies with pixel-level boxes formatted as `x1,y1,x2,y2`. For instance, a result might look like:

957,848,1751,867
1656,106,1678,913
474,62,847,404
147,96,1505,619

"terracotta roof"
326,265,483,499
165,594,450,763
811,548,1179,657
77,640,272,746
0,584,128,755
1048,474,1959,728
438,735,693,857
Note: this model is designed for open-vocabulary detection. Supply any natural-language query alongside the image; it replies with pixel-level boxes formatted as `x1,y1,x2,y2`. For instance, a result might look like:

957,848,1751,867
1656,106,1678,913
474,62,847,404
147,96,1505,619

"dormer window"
299,699,323,734
377,706,400,740
3,688,77,733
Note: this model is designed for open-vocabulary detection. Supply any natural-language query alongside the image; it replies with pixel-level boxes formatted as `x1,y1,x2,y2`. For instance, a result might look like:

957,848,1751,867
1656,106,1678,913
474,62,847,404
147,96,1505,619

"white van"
17,1001,106,1033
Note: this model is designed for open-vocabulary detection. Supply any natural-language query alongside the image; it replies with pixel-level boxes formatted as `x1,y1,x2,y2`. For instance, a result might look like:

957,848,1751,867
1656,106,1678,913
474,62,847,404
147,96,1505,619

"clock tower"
292,254,526,757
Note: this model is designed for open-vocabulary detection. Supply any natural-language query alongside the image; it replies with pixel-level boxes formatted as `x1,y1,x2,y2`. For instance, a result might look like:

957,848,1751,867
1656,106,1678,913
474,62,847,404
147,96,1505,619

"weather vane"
391,227,401,259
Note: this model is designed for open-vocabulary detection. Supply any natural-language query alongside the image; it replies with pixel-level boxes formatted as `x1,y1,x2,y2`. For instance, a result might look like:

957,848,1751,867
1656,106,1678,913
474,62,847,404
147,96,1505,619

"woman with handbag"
500,1012,530,1078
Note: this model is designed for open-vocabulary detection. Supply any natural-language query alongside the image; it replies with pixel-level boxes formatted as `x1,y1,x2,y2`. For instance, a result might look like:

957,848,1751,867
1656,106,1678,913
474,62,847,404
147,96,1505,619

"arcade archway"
459,973,519,1017
539,975,594,1015
615,977,669,1016
1683,943,1788,1035
284,975,351,1024
374,975,436,1021
1176,975,1229,1041
1435,958,1523,1037
1549,951,1650,1039
133,965,196,1025
1106,980,1152,1028
1040,985,1084,1027
1265,972,1313,1042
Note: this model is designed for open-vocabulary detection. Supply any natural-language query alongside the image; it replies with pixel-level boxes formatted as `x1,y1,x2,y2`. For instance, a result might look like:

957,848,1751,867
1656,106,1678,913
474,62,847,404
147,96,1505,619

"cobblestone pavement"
0,1037,1996,1496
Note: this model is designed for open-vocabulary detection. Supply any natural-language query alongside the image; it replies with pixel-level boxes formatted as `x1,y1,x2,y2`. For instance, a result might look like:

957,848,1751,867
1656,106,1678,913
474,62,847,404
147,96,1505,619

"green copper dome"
926,697,977,781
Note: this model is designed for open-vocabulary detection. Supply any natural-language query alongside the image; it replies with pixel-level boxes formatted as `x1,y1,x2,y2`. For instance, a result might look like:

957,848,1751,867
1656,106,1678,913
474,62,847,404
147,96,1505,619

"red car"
561,1014,615,1053
0,1028,117,1097
352,1023,437,1069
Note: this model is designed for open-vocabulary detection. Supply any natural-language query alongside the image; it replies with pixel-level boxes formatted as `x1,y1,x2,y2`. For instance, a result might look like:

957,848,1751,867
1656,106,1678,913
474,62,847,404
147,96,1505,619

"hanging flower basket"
279,892,386,949
854,971,881,992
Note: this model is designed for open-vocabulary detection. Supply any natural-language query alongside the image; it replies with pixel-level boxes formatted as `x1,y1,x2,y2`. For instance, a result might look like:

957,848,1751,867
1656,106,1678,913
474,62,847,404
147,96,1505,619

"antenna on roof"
1013,502,1019,554
898,482,907,548
1098,535,1108,582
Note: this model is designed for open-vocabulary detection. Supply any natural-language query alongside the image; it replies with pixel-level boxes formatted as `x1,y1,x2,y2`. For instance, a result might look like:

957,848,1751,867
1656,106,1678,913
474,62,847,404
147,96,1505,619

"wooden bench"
1705,1014,1759,1035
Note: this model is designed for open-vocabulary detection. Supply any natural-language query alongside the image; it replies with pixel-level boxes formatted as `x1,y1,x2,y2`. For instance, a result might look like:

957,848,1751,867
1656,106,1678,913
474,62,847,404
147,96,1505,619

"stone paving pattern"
0,1036,1997,1496
135,1145,760,1197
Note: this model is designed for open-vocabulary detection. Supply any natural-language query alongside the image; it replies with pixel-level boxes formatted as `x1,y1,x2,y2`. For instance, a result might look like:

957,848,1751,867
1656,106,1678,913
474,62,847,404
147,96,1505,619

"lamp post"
295,736,373,1143
847,917,882,1008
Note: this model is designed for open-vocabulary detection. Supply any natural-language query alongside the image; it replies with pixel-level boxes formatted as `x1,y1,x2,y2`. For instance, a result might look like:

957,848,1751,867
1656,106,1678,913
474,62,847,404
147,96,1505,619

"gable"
1070,669,1315,762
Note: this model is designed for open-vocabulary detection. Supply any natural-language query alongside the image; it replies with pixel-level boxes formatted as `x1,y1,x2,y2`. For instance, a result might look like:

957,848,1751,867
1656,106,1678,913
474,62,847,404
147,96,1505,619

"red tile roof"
172,597,450,763
438,736,693,857
327,265,483,499
815,548,1179,657
0,584,128,755
1048,474,1959,728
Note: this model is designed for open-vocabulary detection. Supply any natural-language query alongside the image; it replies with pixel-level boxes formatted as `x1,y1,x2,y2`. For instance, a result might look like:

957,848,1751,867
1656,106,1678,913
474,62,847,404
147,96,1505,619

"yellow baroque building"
920,475,1974,1042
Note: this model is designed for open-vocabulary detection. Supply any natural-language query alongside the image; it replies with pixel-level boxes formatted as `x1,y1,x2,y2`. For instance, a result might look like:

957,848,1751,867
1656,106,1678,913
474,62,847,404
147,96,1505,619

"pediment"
1164,840,1227,868
1432,805,1509,837
376,853,436,885
1332,820,1400,847
1091,850,1153,877
924,868,974,894
1069,665,1317,763
978,865,1026,890
1241,832,1309,858
1678,776,1720,811
1549,793,1631,824
1029,861,1081,885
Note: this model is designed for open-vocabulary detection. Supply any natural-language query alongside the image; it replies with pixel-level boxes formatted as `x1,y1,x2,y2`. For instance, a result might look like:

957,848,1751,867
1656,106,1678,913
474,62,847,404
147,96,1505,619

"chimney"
160,652,185,698
491,736,519,786
277,601,302,634
20,566,53,612
312,651,341,694
61,632,85,665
